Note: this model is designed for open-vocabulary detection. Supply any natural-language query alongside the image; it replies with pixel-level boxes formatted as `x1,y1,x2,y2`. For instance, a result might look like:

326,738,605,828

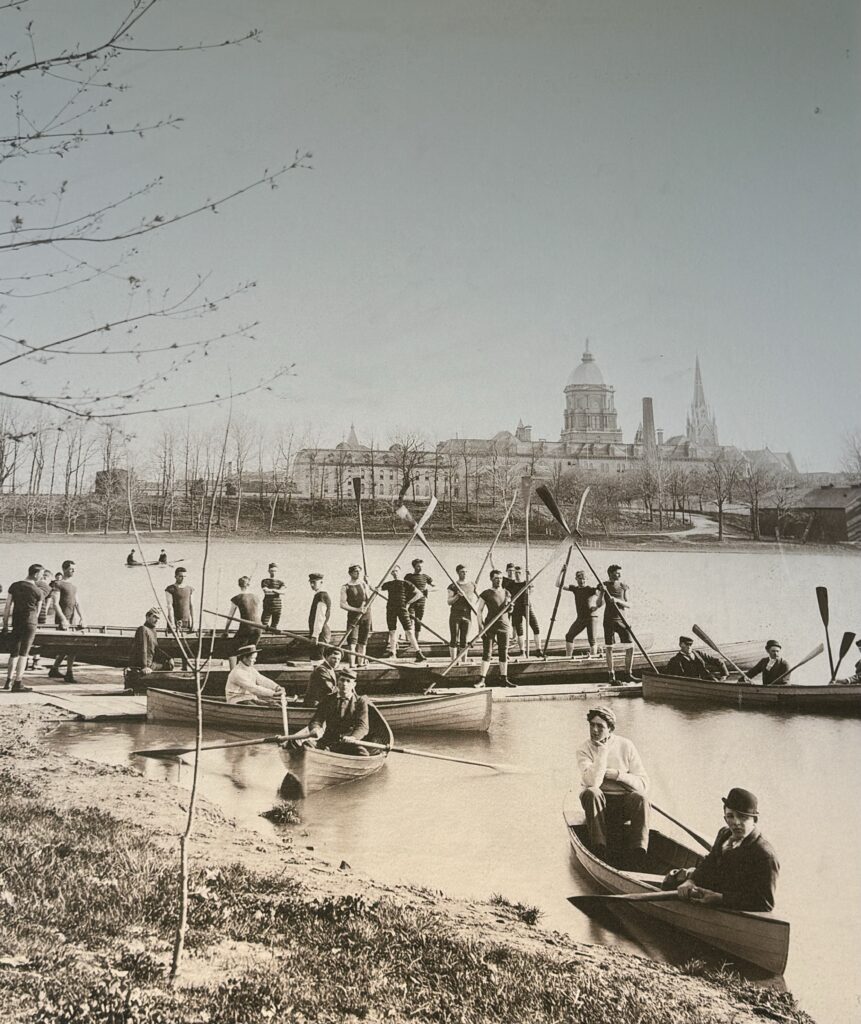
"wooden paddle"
395,505,480,617
567,891,678,908
542,486,590,657
352,477,368,578
347,738,520,772
535,485,658,674
691,624,750,678
816,586,835,679
768,643,824,686
831,631,857,682
649,803,712,852
134,733,287,759
476,489,519,583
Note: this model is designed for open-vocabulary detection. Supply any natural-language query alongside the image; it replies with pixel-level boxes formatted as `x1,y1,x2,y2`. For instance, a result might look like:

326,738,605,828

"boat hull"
643,673,861,713
564,797,790,974
146,687,492,733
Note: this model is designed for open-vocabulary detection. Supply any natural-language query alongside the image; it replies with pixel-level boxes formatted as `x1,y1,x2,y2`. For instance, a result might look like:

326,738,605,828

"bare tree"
388,430,428,504
842,430,861,478
739,459,775,541
229,421,255,531
705,451,744,541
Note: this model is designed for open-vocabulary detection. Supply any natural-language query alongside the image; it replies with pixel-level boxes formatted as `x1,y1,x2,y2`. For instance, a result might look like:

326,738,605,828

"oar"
543,486,591,657
568,891,679,908
522,475,533,658
352,477,369,579
535,485,659,674
691,624,750,678
831,631,857,682
280,690,289,734
395,505,480,617
476,490,519,583
133,733,287,759
816,586,835,679
650,803,712,852
347,738,520,773
769,643,824,686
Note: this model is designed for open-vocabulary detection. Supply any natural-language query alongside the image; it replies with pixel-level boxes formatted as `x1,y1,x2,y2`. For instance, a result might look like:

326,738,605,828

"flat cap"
587,706,616,729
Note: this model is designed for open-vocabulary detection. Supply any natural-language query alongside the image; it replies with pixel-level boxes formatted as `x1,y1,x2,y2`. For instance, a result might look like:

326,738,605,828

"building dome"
567,344,605,387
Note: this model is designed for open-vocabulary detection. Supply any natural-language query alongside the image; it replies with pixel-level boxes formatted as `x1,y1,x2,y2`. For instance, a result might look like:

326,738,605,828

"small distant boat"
146,686,493,733
278,703,392,797
643,672,861,714
125,558,184,569
564,795,790,974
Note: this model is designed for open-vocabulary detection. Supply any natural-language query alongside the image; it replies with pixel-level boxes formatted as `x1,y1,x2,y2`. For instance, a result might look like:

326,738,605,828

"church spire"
686,356,718,446
693,354,706,406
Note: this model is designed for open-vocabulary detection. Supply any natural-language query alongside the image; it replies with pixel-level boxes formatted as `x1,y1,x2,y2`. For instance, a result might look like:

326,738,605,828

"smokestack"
642,398,657,454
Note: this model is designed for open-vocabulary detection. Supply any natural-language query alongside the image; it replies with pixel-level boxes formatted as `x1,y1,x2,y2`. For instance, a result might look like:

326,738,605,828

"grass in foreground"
0,771,813,1024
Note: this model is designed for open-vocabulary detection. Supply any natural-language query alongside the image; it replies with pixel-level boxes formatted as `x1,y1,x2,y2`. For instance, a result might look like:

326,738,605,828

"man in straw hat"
225,644,284,705
284,667,370,755
662,787,779,911
576,705,650,869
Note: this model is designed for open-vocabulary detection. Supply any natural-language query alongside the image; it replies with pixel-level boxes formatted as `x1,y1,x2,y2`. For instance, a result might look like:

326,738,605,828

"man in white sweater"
576,705,650,869
225,645,283,705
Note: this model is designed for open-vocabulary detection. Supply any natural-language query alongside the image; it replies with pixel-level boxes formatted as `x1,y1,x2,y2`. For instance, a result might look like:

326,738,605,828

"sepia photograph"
1,2,859,1021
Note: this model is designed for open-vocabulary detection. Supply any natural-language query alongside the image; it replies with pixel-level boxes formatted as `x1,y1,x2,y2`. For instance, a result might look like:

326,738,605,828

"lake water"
5,533,860,1023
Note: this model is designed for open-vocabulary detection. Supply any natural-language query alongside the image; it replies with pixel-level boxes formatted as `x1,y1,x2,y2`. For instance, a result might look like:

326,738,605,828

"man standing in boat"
576,705,650,869
261,562,286,631
340,564,373,668
126,607,174,680
308,573,332,660
304,648,342,707
404,557,435,644
511,565,541,657
562,569,602,658
225,575,263,667
476,569,515,688
165,566,194,634
601,564,638,684
48,559,86,684
285,667,370,755
665,636,728,680
745,641,790,686
379,565,426,662
663,788,779,912
447,563,478,663
225,644,284,705
2,563,44,692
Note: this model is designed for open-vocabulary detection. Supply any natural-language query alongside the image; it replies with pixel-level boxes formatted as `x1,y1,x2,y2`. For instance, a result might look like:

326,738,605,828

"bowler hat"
235,644,259,658
722,787,759,816
587,706,616,729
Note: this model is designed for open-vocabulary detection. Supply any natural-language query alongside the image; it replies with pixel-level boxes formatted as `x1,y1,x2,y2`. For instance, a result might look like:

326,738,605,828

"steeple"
346,423,361,448
686,356,718,446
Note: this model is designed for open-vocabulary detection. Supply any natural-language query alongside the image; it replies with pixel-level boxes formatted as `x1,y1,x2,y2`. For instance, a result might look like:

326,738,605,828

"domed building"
561,342,624,445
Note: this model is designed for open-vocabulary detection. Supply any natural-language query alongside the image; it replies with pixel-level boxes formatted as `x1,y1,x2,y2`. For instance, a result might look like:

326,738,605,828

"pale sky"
4,0,859,469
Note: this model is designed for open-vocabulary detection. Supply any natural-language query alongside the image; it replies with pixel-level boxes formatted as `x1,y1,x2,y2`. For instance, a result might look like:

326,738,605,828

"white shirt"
576,734,649,794
225,661,281,704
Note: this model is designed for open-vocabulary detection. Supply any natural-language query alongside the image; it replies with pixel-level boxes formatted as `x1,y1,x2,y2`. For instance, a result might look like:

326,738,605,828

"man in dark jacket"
285,669,370,755
663,787,779,911
746,640,790,686
304,649,342,707
665,636,728,680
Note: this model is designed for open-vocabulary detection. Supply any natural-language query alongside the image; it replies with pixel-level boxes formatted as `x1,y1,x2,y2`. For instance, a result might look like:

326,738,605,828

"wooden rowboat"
146,686,493,733
643,672,861,713
564,794,790,974
278,703,392,798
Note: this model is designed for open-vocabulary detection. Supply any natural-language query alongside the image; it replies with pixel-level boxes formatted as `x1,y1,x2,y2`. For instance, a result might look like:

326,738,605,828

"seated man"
224,644,284,705
304,648,342,707
663,787,779,911
126,607,174,680
746,640,790,686
285,668,370,755
576,705,650,869
664,635,728,680
831,637,861,685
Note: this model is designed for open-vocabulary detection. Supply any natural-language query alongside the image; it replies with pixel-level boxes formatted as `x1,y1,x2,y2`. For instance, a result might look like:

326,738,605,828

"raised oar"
535,485,659,674
691,624,750,678
769,643,824,686
352,477,369,578
347,738,520,773
568,891,678,908
475,490,519,583
395,505,480,617
134,733,286,759
831,631,857,682
542,486,591,657
816,586,835,679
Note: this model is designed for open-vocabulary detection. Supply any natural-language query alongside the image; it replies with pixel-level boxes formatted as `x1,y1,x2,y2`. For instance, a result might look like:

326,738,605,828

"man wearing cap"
576,706,650,868
477,569,515,687
305,648,342,707
562,569,603,658
379,566,425,662
447,564,478,662
260,563,286,630
285,668,370,755
308,573,332,660
404,557,435,643
340,564,373,668
511,566,541,657
746,641,790,686
126,607,173,678
601,564,638,684
225,576,263,668
225,645,283,705
663,788,779,911
665,636,728,680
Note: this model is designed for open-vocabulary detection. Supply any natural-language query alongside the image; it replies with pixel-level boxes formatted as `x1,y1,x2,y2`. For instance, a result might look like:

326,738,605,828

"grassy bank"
0,710,814,1024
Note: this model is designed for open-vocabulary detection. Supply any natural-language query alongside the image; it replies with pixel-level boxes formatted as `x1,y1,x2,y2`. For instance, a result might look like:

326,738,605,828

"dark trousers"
481,629,509,663
566,614,596,644
410,598,427,637
261,603,282,629
449,614,470,649
579,788,649,854
318,739,370,756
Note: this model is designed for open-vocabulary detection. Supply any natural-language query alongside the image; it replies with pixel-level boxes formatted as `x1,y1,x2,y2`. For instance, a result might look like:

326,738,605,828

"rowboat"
146,686,493,732
564,794,790,974
278,702,392,798
643,672,861,713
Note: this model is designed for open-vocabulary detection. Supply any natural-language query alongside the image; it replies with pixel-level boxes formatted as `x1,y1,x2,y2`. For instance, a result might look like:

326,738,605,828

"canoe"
278,702,392,798
564,794,790,974
146,686,493,733
643,672,861,713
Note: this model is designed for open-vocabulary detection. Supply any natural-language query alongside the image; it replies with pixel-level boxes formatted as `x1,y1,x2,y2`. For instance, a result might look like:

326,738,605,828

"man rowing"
380,566,426,662
2,563,44,692
340,564,373,668
511,565,541,657
830,638,861,685
745,640,790,686
127,549,140,566
447,563,478,662
601,564,639,684
48,559,85,684
157,549,168,565
225,644,284,705
562,569,602,658
283,667,370,755
576,705,650,870
664,636,728,680
476,569,515,688
126,607,174,680
261,562,286,630
308,573,332,660
304,648,342,707
662,788,779,911
404,557,435,643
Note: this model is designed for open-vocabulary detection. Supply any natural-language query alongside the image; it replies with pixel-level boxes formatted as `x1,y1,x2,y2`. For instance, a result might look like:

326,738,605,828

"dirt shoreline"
0,705,813,1023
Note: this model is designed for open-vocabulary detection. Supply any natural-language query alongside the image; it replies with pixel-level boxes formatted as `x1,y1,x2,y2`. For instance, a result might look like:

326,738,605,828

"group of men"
577,704,780,912
664,636,794,685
